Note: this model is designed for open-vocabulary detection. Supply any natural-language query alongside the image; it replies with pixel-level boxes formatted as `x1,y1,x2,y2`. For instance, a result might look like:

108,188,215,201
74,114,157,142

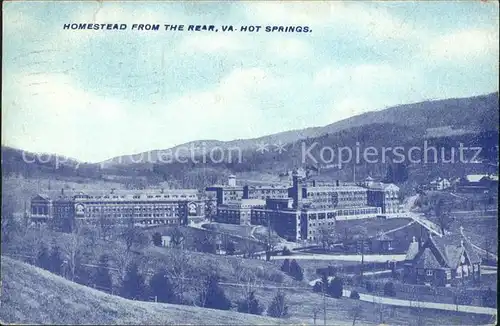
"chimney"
228,174,236,187
160,188,164,193
61,188,64,196
111,188,115,194
336,180,340,187
312,180,316,187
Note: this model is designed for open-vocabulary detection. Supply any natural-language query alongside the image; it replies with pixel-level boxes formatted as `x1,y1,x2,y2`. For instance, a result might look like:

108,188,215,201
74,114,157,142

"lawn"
335,218,414,238
252,225,287,245
201,222,255,239
3,224,496,326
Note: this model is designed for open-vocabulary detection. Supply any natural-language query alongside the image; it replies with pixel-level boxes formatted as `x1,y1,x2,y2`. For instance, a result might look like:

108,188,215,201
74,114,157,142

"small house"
370,233,394,254
161,235,172,247
403,233,481,287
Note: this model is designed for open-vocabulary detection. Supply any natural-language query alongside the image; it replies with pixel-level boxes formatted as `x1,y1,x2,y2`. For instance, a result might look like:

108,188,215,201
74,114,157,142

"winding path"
342,289,496,315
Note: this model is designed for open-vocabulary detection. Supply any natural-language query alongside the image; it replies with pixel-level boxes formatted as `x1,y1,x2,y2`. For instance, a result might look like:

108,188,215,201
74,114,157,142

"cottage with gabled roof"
403,232,481,287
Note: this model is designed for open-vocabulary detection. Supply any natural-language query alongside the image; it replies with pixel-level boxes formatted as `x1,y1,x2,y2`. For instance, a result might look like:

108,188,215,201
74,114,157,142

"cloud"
2,67,278,162
2,4,34,36
178,33,247,54
247,1,422,41
427,28,499,63
329,97,372,122
313,63,405,89
266,38,312,59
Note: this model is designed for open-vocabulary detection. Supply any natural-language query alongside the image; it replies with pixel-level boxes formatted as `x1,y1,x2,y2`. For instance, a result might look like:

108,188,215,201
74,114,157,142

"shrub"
365,281,374,293
328,277,344,298
280,259,290,273
152,232,162,247
225,241,236,256
327,265,337,276
200,273,231,310
149,269,176,303
237,290,263,315
289,259,304,281
349,290,360,300
267,291,288,318
313,281,323,293
93,254,113,291
36,243,50,270
256,268,284,283
49,245,64,275
383,282,396,297
120,261,147,300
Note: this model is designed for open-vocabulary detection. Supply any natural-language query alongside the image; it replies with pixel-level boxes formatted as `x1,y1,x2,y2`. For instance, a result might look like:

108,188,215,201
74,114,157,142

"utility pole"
266,215,271,261
323,281,327,326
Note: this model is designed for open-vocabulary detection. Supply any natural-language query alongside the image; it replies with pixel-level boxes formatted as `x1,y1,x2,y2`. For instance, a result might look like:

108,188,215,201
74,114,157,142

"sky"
2,1,499,163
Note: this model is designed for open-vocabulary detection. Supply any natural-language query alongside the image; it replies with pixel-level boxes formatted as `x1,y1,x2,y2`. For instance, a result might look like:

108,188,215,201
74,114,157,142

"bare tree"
97,209,114,241
242,238,258,258
483,237,493,261
347,226,369,279
25,223,48,264
112,243,134,282
121,217,147,252
433,198,453,234
166,249,191,301
169,226,185,249
238,268,259,312
194,276,209,307
65,221,83,281
312,306,321,325
349,303,363,326
317,224,336,251
373,297,386,324
409,289,425,326
1,194,17,244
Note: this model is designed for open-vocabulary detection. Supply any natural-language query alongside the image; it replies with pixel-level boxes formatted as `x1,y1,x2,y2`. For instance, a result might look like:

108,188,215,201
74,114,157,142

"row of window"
84,213,181,218
80,194,195,200
86,206,179,212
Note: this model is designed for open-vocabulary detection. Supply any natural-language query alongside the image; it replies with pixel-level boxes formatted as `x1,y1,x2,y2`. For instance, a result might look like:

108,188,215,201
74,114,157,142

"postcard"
1,1,498,325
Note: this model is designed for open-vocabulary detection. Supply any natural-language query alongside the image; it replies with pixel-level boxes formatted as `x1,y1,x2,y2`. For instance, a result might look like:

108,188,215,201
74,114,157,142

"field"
0,256,290,325
451,215,498,255
335,218,414,238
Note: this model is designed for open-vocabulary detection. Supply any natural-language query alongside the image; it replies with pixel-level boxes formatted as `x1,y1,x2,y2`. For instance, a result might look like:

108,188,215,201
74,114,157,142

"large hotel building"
30,171,403,241
30,188,205,231
208,172,403,242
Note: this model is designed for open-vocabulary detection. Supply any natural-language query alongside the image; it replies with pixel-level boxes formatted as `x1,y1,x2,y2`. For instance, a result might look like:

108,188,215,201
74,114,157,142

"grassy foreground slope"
0,256,287,325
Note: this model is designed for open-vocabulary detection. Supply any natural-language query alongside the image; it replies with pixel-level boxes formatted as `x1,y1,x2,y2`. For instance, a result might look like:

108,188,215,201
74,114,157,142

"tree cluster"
280,259,304,281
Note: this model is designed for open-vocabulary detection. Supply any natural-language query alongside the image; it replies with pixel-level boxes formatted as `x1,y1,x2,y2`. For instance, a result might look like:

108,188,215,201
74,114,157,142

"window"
445,270,451,280
426,269,433,276
463,265,469,277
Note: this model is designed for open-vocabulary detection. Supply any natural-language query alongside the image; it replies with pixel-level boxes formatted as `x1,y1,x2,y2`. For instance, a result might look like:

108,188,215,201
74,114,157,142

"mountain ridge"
101,92,499,167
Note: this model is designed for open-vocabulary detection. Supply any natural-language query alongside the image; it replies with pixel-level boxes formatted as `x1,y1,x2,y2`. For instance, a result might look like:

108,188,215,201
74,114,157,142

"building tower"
228,174,236,187
291,170,302,209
